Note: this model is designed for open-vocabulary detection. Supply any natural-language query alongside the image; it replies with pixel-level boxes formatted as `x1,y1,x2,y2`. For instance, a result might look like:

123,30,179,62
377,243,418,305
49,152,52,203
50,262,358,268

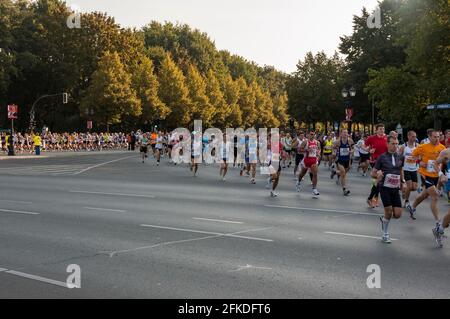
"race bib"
426,160,436,173
340,148,350,156
309,148,317,158
405,156,416,164
384,174,401,188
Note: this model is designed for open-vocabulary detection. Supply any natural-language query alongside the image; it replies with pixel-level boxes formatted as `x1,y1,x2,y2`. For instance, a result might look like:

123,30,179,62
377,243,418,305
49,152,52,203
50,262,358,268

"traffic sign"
426,104,450,110
8,104,18,119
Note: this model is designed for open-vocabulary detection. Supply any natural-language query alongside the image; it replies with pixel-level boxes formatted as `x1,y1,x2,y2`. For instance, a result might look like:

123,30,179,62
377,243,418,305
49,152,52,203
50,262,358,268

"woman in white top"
155,132,163,166
357,135,370,176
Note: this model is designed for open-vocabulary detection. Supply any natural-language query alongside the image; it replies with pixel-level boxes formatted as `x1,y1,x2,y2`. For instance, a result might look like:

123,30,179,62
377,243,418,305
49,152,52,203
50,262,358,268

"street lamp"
342,86,356,134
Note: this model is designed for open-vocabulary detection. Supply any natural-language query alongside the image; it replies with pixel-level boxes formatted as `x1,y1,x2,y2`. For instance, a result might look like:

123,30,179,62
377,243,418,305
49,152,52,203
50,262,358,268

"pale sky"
65,0,380,74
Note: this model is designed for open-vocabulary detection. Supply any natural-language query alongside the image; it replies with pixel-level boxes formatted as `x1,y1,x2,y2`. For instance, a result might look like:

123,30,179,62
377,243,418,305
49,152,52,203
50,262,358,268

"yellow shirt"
412,143,446,178
33,135,41,146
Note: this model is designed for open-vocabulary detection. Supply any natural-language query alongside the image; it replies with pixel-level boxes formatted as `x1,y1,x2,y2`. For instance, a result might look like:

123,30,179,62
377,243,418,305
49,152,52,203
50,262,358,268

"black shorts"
421,175,439,189
336,160,350,169
404,171,418,183
360,153,370,162
140,146,148,153
284,149,292,154
295,153,304,166
380,186,402,208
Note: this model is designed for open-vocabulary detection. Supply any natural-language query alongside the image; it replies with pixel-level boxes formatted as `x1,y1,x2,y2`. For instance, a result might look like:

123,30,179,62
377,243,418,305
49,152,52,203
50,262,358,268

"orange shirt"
150,133,157,144
412,143,446,178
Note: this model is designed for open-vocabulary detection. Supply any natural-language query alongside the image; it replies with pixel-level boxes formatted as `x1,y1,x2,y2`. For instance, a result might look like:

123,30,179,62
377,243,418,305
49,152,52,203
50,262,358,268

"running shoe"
270,191,278,197
367,199,374,208
432,227,443,248
343,190,351,196
381,235,392,244
250,178,256,184
330,170,336,179
312,189,320,198
406,204,416,220
296,181,301,192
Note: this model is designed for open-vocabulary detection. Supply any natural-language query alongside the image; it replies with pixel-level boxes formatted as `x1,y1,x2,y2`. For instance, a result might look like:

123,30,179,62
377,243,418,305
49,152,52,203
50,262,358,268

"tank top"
323,139,333,154
403,143,419,172
305,140,318,159
337,139,351,161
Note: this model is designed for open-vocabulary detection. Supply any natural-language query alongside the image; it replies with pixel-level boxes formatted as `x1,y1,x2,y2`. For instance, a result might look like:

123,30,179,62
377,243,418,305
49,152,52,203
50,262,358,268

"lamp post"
341,86,356,135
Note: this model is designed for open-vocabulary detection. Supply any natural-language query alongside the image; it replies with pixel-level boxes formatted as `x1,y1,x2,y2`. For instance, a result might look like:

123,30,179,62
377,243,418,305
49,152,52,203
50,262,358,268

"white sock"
382,217,390,236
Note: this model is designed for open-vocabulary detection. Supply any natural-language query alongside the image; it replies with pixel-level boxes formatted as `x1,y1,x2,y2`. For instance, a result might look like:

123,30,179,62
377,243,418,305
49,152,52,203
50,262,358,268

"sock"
382,217,390,236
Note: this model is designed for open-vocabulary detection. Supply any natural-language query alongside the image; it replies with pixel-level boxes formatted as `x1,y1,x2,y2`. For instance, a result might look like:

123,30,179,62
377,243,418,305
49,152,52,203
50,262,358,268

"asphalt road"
0,151,449,298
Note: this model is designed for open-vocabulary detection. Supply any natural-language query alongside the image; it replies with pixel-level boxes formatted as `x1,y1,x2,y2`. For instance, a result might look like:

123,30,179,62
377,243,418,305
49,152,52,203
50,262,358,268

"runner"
248,134,258,184
190,131,202,177
150,131,158,156
407,130,446,247
436,148,450,245
155,132,163,166
265,135,282,197
331,129,354,196
140,133,149,163
322,134,334,170
371,135,406,244
220,133,231,181
292,131,305,180
296,130,321,198
398,131,419,209
356,134,370,176
365,124,388,208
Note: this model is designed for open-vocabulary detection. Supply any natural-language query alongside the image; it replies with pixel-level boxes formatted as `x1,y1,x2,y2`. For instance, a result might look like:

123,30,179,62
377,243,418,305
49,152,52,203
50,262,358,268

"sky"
64,0,380,74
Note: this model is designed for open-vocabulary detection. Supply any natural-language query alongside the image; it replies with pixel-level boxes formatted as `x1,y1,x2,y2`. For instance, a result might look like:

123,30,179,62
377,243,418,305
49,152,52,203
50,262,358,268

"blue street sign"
426,104,450,110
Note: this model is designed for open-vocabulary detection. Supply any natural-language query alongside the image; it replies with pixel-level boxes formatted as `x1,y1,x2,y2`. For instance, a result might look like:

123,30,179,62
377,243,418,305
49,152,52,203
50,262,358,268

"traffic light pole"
8,118,15,156
29,93,68,132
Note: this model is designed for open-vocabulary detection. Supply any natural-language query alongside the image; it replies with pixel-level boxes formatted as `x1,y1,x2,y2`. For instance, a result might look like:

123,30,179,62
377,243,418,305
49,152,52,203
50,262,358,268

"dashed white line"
0,199,33,204
0,208,40,215
140,224,273,242
265,205,378,216
72,156,134,175
4,270,69,288
84,207,127,213
193,217,243,224
70,190,155,198
325,231,398,241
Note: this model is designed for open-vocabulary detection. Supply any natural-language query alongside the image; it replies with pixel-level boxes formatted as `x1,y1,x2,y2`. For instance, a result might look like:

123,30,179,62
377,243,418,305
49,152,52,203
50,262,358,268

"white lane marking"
73,156,134,175
0,199,33,204
325,231,398,241
231,264,272,272
265,205,378,216
0,208,39,215
192,217,243,224
0,268,8,272
4,270,69,288
140,224,273,242
84,207,127,213
70,190,155,198
103,227,273,257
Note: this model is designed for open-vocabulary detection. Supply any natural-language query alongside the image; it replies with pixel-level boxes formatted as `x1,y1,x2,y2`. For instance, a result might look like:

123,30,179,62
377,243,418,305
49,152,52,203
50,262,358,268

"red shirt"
366,134,388,162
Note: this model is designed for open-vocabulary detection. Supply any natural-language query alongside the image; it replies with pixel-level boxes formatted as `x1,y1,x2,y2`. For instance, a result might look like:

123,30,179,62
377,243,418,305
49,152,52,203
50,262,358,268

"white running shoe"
270,191,278,197
312,189,320,198
296,181,301,192
381,235,392,244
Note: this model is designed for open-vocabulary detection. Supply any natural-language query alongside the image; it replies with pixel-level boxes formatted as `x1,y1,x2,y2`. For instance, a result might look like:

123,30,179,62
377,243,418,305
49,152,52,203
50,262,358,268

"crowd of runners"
134,125,450,248
2,125,450,248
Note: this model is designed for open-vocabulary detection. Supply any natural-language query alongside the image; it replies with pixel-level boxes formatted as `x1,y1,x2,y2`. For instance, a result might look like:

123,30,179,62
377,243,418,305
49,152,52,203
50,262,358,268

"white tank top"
403,143,418,172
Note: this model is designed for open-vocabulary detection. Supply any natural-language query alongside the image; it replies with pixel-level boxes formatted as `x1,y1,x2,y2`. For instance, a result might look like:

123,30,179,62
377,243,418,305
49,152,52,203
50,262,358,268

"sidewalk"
0,149,134,160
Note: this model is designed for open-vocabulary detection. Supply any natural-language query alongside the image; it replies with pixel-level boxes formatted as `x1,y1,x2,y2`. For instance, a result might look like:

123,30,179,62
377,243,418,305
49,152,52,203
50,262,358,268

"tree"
222,75,242,127
236,77,257,128
80,51,141,131
131,56,169,125
185,63,214,125
206,69,229,128
157,53,193,128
